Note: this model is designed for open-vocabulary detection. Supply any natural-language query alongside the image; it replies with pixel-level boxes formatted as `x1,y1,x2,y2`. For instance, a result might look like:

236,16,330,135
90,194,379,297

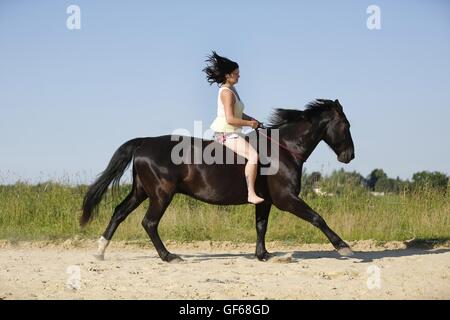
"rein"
256,124,306,162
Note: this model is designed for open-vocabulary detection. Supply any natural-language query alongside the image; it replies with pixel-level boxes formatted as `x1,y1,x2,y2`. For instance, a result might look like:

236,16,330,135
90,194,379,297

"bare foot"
248,194,265,204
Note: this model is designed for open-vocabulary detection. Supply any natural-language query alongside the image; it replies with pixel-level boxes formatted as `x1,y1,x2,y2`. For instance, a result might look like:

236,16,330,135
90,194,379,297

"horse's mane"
267,99,335,128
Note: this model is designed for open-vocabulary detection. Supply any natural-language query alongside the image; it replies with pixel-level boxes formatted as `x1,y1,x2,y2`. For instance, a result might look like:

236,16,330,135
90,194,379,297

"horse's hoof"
337,247,354,257
257,251,272,261
94,254,105,261
166,254,184,263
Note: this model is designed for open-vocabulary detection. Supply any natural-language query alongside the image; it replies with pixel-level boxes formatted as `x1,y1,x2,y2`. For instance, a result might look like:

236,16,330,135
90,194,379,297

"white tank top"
210,86,245,133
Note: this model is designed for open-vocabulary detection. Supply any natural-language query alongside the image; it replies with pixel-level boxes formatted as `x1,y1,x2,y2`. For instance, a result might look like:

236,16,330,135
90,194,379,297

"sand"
0,240,449,300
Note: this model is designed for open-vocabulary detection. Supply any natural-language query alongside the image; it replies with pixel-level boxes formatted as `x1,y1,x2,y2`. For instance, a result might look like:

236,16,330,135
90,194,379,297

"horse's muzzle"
338,149,355,164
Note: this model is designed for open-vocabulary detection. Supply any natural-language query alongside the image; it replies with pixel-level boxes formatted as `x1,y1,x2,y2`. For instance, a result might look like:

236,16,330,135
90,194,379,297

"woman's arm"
221,90,255,127
242,113,254,121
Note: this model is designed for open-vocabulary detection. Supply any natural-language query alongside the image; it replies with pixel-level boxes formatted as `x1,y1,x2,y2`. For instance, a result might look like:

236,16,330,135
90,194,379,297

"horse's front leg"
274,195,353,257
255,201,272,261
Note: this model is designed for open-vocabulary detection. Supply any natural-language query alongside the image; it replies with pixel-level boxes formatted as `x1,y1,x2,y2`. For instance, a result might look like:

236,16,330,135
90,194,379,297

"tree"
318,168,367,195
309,172,322,186
328,168,365,186
374,177,395,192
412,171,448,192
395,176,411,193
367,169,387,190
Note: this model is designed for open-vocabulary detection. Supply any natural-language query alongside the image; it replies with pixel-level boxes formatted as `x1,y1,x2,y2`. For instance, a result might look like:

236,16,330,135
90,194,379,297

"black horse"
81,99,355,262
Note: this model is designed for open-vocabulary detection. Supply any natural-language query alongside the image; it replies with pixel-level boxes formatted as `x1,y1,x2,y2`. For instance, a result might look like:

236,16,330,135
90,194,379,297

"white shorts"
213,132,240,144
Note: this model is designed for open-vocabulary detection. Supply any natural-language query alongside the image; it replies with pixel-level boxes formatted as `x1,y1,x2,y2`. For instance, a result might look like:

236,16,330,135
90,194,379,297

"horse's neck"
278,118,326,161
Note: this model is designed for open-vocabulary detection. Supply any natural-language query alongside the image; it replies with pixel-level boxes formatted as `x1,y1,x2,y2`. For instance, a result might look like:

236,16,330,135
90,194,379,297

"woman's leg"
223,136,264,204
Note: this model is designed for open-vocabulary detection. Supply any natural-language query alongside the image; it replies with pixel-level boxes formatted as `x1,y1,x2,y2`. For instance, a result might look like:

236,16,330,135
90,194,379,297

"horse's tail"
80,138,145,227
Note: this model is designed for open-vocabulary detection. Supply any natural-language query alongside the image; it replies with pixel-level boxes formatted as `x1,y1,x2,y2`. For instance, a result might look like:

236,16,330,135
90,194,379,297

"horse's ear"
334,99,343,110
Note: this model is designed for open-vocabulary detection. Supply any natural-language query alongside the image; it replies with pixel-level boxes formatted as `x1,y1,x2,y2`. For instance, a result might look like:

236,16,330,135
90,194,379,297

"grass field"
0,181,449,244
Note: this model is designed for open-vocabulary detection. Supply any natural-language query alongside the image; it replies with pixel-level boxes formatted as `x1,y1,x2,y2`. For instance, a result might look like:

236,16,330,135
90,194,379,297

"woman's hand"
248,119,260,129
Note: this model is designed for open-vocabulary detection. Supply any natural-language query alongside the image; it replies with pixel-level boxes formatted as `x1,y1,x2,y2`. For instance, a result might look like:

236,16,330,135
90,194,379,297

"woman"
203,51,265,204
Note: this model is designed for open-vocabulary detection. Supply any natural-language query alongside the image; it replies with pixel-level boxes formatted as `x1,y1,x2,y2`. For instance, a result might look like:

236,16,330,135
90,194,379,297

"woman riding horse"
204,51,264,204
81,78,355,263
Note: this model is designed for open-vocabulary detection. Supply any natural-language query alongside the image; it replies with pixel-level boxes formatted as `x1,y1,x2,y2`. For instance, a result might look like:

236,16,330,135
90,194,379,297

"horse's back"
132,135,249,204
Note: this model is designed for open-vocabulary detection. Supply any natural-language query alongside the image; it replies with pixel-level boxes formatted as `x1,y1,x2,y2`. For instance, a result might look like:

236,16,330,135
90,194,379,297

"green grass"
0,182,449,243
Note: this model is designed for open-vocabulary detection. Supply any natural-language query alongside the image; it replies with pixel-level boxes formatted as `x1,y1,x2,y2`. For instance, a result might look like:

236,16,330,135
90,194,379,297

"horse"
81,99,355,262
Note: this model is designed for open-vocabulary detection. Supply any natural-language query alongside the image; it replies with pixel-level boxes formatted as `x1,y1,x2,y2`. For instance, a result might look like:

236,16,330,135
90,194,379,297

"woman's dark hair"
202,51,239,86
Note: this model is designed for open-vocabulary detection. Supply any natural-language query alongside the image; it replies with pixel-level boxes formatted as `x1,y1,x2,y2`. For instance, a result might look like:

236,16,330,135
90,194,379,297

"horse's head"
322,99,355,164
267,99,355,164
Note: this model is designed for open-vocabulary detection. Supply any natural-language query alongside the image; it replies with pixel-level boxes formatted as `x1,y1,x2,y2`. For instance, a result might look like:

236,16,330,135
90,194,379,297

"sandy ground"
0,239,449,300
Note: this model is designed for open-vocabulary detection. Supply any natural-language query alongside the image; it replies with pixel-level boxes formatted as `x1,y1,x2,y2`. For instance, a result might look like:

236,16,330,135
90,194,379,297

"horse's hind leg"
95,181,147,260
142,192,181,263
275,195,353,257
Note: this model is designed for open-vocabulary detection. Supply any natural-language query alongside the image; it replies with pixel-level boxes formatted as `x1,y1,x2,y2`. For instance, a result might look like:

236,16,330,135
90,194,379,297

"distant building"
313,187,335,197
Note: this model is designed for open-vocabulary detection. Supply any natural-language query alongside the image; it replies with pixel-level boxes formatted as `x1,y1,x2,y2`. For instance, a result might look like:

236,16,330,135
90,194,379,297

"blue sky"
1,0,449,184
